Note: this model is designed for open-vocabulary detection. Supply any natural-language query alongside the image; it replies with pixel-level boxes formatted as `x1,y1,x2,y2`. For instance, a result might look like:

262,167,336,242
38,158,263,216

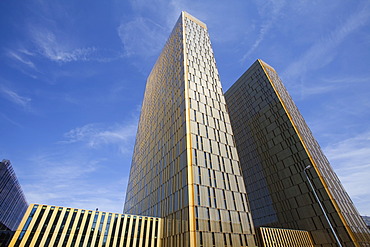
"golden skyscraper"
225,59,370,246
124,12,257,247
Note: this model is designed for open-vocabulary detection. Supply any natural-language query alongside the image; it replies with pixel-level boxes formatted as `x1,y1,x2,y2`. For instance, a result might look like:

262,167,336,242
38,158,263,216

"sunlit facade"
124,12,257,247
224,59,370,246
9,204,162,247
258,227,314,247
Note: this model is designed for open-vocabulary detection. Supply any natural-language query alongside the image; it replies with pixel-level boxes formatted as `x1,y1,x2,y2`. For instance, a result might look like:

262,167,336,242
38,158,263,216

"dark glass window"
34,207,54,246
44,207,63,247
54,208,70,246
62,209,78,246
79,211,92,247
102,214,112,247
71,210,85,247
15,205,38,247
24,206,46,246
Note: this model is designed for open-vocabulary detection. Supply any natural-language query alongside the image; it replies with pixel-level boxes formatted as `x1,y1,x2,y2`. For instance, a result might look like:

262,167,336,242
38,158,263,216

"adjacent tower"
0,160,28,246
124,12,257,247
224,59,370,246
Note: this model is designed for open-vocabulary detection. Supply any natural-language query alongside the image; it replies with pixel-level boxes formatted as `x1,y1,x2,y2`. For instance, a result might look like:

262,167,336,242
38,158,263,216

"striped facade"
9,204,162,247
258,227,314,247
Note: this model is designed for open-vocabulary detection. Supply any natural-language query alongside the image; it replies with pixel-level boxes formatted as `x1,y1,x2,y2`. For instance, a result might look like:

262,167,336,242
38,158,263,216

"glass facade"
224,59,370,246
9,204,162,247
124,12,257,247
0,159,28,246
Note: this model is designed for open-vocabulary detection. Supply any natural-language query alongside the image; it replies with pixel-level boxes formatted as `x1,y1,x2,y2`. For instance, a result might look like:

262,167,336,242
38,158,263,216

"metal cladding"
259,227,314,247
9,204,162,247
0,160,28,231
0,160,28,246
224,59,370,246
124,12,257,247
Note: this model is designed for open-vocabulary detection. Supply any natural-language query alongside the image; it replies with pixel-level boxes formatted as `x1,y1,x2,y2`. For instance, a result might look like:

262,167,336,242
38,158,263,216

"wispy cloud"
297,84,339,97
0,113,23,128
325,132,370,166
241,0,286,62
118,17,167,58
62,122,138,154
128,0,180,29
29,26,97,63
20,151,128,213
14,117,139,213
292,74,370,98
322,75,370,84
7,49,37,70
0,85,31,108
324,131,370,215
283,3,370,81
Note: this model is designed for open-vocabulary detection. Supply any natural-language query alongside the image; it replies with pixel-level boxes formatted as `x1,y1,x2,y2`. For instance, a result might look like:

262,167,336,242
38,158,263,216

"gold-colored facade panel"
124,11,257,246
259,59,370,246
225,59,370,246
9,204,162,247
182,11,207,29
258,227,314,247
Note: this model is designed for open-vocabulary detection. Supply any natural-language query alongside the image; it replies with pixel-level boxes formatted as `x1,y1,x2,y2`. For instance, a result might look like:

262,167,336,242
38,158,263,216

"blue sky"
1,0,369,216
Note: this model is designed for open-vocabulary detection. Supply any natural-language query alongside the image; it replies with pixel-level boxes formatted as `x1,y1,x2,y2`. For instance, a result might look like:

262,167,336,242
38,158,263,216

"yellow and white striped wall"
9,204,162,247
258,227,314,247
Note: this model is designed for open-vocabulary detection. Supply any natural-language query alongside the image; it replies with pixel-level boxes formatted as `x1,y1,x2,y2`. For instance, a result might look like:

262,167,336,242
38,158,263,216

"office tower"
124,12,257,247
224,59,370,246
9,204,162,247
0,160,28,246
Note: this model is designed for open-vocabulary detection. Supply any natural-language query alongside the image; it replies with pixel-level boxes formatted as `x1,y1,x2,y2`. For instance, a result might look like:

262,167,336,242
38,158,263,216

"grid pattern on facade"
0,160,28,246
183,14,256,247
123,12,191,246
9,204,162,247
261,60,370,246
224,59,370,246
258,227,314,247
0,160,28,231
124,12,257,247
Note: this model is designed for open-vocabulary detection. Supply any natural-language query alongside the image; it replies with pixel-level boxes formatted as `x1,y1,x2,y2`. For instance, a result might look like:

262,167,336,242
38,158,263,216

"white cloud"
241,0,286,62
322,75,370,84
0,85,31,108
324,131,370,215
20,152,128,213
0,113,23,128
7,50,37,69
29,26,97,63
118,17,167,58
299,84,339,97
63,122,138,154
325,132,370,168
283,3,370,81
291,74,370,98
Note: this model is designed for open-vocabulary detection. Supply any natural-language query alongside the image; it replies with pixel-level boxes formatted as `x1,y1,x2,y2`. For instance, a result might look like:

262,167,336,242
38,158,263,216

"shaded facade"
0,160,28,246
224,59,370,246
362,216,370,230
9,204,162,247
124,12,257,247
